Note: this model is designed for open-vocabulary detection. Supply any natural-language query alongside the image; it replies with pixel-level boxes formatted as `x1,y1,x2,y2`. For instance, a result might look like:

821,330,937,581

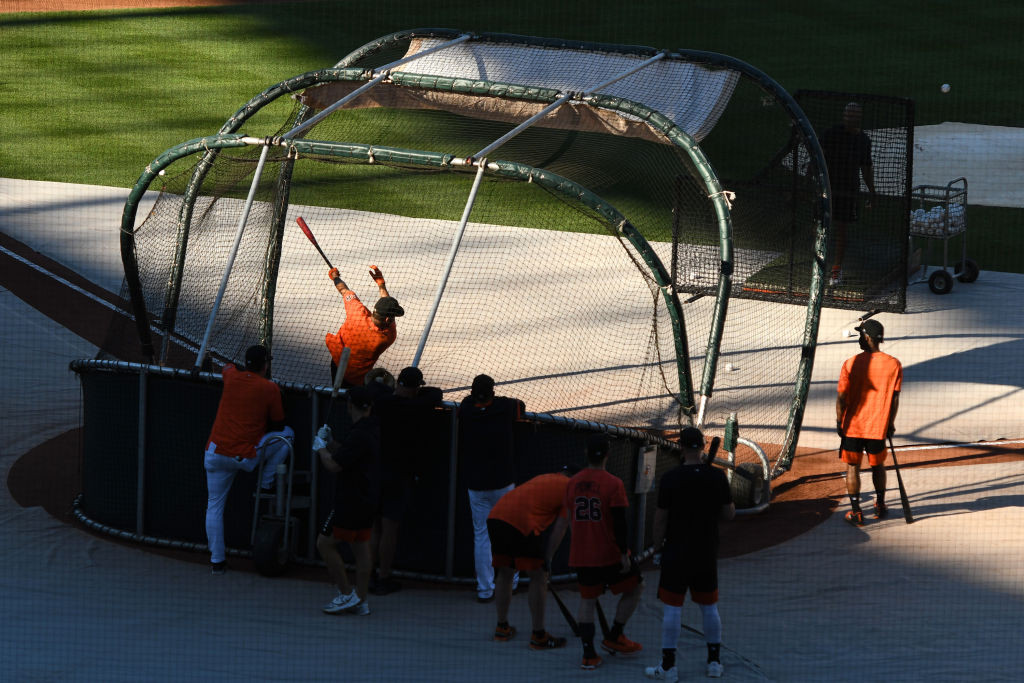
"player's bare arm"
888,391,900,436
327,267,351,295
652,507,668,550
368,265,389,298
318,444,342,473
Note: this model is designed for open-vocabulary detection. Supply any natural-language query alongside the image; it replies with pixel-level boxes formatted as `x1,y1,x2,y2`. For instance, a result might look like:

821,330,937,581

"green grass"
1,0,1021,270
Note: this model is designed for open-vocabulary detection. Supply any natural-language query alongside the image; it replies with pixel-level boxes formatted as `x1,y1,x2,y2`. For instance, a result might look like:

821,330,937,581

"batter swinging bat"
295,216,333,270
549,586,579,636
887,436,914,524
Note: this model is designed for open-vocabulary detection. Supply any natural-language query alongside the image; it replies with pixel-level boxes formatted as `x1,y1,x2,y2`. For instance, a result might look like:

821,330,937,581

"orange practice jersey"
488,473,569,536
564,468,628,567
206,365,285,458
838,350,902,440
325,292,396,385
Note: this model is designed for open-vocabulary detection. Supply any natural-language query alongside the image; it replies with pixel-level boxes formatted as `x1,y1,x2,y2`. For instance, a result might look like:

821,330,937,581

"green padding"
390,72,561,102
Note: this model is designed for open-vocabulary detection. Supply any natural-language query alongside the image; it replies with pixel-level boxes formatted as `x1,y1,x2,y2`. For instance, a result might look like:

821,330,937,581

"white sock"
662,604,682,650
699,603,722,644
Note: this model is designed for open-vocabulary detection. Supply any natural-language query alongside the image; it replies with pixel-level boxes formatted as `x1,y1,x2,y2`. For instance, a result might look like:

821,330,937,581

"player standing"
325,265,404,387
837,319,902,525
553,433,643,669
644,427,734,681
203,345,293,575
820,101,877,286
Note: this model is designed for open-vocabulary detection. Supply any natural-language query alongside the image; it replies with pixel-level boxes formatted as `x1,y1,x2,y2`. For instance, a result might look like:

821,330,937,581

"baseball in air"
941,83,951,93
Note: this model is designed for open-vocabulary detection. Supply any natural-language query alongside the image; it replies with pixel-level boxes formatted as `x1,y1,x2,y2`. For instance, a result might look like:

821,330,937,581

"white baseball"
725,362,734,372
941,83,951,93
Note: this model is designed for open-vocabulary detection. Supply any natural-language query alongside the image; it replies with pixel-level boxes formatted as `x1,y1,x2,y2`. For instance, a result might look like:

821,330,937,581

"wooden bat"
326,346,350,419
549,586,579,636
295,216,333,270
887,436,914,524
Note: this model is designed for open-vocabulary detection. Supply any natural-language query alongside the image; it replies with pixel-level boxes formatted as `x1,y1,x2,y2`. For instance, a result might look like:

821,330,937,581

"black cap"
855,319,884,341
374,296,405,318
471,374,495,400
586,434,609,460
244,345,269,369
347,385,374,410
397,366,425,387
680,426,704,450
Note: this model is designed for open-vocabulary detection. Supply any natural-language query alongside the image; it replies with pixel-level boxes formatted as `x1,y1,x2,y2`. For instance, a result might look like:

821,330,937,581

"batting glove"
328,267,340,282
836,421,844,438
312,435,327,452
317,424,333,442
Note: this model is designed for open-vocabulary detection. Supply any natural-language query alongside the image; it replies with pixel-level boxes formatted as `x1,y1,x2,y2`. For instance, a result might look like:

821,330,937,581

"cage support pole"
194,144,271,370
412,161,486,367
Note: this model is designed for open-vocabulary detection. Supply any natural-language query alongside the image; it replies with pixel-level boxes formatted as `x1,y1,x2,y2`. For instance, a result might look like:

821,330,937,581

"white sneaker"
322,590,359,614
644,664,678,681
707,660,724,678
343,599,370,616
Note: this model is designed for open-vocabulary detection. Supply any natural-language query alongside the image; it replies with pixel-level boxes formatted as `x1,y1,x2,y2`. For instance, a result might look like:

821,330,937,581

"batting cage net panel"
119,29,831,471
795,90,914,312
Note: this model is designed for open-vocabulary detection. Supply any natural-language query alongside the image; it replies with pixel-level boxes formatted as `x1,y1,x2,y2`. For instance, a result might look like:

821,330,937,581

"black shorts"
832,194,860,223
487,518,544,569
657,554,718,605
378,475,413,521
573,560,642,599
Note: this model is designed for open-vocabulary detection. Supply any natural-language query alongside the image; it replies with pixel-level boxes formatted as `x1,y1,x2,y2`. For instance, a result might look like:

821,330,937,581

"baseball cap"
680,426,704,450
244,344,269,369
397,366,425,387
586,433,610,459
562,463,583,476
855,319,884,341
471,374,495,400
347,385,374,410
374,296,405,318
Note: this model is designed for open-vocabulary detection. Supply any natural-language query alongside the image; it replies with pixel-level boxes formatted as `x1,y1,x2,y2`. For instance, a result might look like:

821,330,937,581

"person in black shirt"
369,366,443,595
314,385,381,616
458,374,524,603
644,427,735,681
820,102,877,286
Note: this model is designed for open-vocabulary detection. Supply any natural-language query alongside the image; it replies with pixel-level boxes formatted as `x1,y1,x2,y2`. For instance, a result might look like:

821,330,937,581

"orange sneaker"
601,633,643,656
580,654,603,670
845,510,864,527
493,624,516,641
873,502,888,519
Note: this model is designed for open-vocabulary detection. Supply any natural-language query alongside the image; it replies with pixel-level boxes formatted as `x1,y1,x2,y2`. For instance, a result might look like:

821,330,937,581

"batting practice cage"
73,29,882,577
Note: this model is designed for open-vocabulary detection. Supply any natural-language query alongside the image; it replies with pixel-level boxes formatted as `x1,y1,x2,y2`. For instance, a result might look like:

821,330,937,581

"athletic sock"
498,621,510,629
609,621,624,641
580,622,596,656
707,643,721,663
532,629,546,639
849,493,861,511
662,648,676,670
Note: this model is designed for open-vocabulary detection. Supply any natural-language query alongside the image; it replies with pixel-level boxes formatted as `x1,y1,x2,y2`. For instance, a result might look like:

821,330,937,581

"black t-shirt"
657,463,732,559
820,125,872,195
375,386,444,480
330,414,381,519
457,395,523,491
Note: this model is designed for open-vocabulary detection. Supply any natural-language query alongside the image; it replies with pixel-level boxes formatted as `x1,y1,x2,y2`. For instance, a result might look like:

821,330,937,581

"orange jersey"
206,365,285,458
564,468,629,567
488,473,569,536
838,351,902,439
325,292,396,385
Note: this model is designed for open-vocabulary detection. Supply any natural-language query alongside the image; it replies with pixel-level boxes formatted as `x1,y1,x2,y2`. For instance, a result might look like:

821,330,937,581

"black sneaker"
210,561,227,575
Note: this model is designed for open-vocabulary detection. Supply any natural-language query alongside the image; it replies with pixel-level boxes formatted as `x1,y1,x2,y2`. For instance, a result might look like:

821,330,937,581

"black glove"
836,421,844,439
